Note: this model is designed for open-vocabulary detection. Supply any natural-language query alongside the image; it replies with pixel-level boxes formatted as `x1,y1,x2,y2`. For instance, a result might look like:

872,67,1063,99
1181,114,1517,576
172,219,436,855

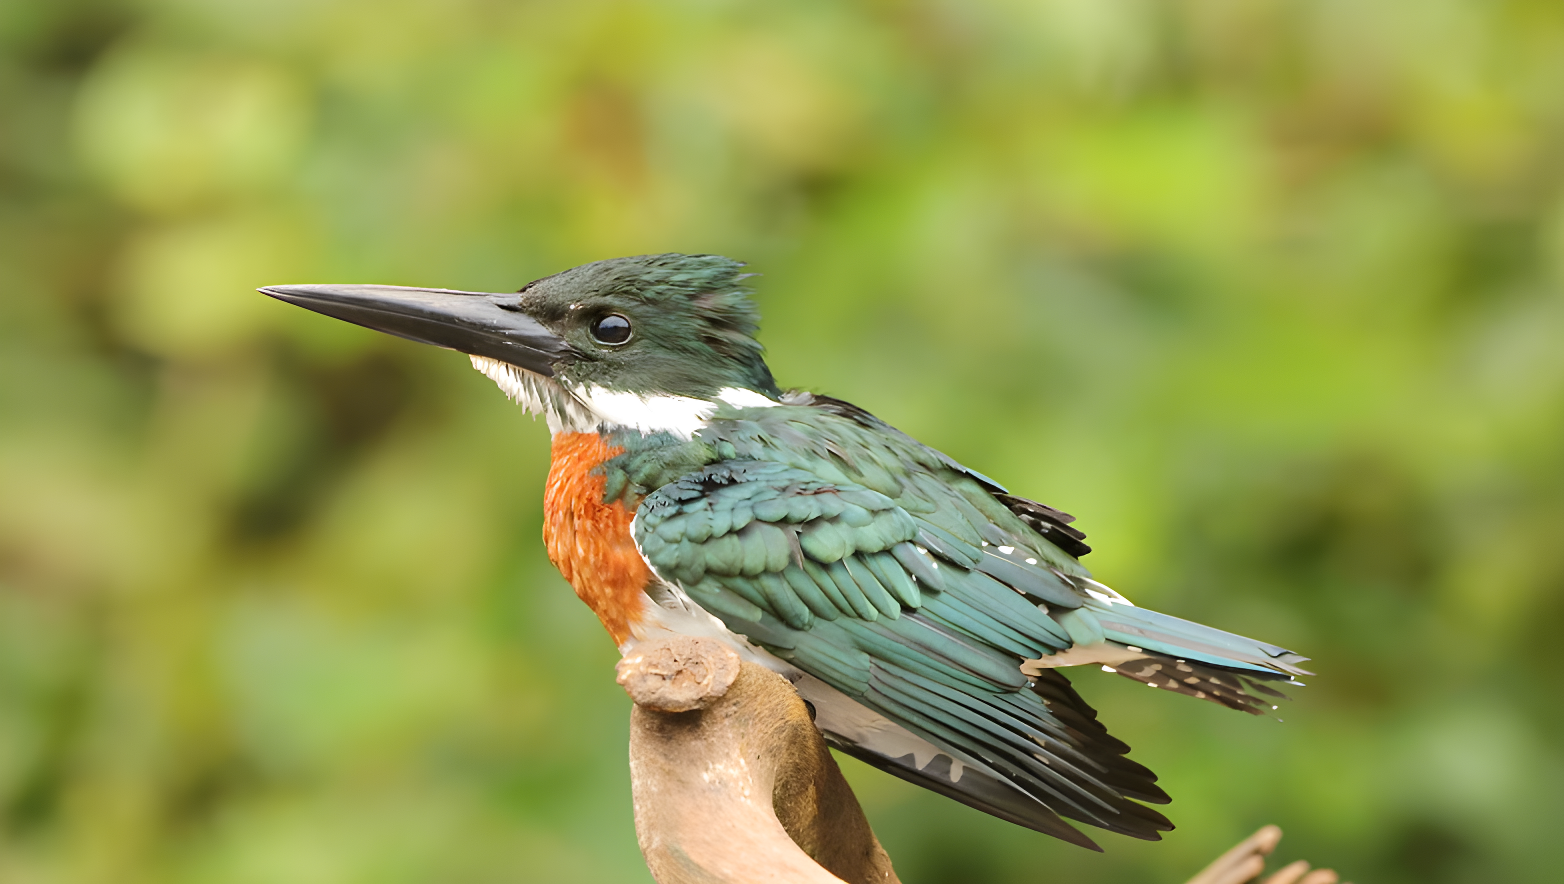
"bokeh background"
4,1,1564,882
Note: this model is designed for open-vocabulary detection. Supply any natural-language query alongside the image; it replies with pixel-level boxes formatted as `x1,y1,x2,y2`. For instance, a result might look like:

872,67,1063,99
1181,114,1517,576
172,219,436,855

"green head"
515,254,777,398
262,254,783,436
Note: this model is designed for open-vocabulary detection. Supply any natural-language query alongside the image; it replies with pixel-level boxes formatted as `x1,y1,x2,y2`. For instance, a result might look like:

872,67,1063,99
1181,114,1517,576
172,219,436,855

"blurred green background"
3,1,1563,882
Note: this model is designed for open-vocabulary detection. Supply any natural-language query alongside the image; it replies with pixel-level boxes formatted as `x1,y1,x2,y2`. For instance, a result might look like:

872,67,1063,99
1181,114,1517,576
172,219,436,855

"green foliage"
3,1,1564,882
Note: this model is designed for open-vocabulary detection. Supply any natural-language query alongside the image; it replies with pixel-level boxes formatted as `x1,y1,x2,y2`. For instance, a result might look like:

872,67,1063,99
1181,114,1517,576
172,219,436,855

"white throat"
469,355,779,438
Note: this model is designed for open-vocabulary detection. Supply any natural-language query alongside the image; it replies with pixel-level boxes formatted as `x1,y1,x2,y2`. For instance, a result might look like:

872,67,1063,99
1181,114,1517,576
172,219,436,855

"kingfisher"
262,254,1308,850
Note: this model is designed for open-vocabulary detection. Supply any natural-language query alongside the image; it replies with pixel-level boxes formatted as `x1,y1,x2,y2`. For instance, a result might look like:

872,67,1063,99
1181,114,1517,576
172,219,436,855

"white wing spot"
716,387,781,409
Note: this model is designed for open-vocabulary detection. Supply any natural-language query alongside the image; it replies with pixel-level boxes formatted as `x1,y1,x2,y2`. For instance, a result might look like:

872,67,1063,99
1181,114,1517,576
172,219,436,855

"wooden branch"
619,636,1345,884
620,636,898,884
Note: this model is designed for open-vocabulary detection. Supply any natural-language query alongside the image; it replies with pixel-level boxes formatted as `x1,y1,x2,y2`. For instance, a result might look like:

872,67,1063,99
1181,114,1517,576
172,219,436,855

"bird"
261,253,1309,850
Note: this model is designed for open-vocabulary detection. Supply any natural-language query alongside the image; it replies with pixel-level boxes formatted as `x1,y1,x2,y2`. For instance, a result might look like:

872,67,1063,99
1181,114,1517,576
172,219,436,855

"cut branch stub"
618,635,741,712
621,636,898,884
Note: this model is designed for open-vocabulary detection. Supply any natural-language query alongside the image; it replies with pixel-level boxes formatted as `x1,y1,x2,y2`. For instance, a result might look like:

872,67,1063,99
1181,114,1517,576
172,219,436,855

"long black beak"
259,284,573,377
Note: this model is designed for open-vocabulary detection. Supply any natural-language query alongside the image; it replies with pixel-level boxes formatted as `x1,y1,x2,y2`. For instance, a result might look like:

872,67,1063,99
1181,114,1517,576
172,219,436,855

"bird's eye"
589,313,632,346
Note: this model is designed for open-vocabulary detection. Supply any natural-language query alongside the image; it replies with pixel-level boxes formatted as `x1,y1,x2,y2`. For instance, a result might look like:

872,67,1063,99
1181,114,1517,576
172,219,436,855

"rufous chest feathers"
542,432,653,647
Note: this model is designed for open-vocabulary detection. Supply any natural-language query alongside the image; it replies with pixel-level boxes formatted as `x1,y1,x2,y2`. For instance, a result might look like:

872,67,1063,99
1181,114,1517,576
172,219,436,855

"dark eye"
589,313,632,346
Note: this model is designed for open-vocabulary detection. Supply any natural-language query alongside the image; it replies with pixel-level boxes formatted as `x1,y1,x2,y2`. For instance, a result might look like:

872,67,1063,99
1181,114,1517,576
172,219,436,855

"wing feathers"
633,451,1294,846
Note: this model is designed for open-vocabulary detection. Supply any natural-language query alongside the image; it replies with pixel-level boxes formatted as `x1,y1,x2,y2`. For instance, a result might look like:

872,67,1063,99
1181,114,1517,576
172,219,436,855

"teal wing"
633,459,1176,847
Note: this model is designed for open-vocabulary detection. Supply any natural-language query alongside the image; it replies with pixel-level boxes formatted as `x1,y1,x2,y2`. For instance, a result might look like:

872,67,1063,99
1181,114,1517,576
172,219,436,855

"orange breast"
543,432,654,647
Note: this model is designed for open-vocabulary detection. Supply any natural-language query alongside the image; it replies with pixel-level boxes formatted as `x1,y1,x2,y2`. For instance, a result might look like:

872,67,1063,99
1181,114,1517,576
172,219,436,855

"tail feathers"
1090,603,1311,679
1030,592,1310,715
1108,652,1293,715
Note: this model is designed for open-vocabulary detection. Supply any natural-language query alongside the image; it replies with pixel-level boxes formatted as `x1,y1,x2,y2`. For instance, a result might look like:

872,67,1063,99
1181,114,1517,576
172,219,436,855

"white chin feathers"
468,356,596,434
469,356,777,438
